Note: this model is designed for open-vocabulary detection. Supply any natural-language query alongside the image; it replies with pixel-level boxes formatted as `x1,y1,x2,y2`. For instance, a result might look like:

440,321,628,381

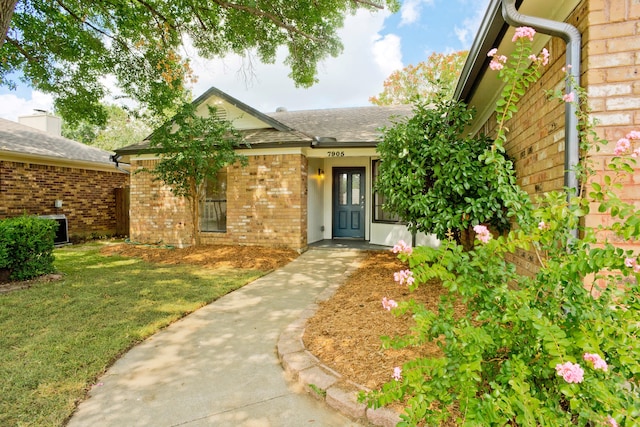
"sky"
0,0,490,122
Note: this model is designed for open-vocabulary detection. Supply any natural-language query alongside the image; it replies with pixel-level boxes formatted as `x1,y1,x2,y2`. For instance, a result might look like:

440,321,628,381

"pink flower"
562,64,573,73
392,240,413,255
392,366,402,381
528,54,538,62
382,297,398,311
583,353,608,372
487,48,498,57
555,362,584,383
489,60,503,71
393,269,414,285
613,138,631,156
632,148,640,158
538,221,548,230
635,264,640,273
512,26,536,42
473,225,491,244
541,48,550,65
563,92,575,103
626,130,640,140
607,416,618,427
624,257,636,268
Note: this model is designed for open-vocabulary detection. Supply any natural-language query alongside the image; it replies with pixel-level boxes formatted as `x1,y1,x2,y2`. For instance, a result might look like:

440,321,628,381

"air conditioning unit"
39,214,69,245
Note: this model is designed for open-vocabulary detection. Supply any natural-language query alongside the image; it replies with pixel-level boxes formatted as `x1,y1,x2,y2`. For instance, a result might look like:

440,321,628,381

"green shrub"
0,216,58,281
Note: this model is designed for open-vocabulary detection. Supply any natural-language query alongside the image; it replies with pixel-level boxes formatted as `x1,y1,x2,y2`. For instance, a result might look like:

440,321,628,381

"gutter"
110,153,131,174
501,0,582,199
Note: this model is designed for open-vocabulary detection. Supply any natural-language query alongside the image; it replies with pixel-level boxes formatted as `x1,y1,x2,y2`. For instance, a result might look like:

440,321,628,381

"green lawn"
0,242,263,427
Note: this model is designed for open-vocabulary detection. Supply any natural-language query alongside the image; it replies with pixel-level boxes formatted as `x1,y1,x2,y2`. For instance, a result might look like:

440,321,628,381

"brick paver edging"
276,261,402,427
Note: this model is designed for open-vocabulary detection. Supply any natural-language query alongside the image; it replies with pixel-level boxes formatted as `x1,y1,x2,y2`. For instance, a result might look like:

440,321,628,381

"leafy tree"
146,102,247,246
370,51,467,105
0,0,399,126
374,98,516,249
62,104,152,151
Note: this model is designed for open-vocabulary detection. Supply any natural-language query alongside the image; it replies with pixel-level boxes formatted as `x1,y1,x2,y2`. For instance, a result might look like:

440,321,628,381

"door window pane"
339,173,348,205
351,173,361,205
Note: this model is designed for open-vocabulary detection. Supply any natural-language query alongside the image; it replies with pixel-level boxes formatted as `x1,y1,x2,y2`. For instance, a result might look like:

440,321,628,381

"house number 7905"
327,151,345,157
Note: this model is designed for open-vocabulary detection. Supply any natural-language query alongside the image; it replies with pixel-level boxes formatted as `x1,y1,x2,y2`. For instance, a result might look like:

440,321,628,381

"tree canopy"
0,0,399,126
370,51,467,106
61,104,151,151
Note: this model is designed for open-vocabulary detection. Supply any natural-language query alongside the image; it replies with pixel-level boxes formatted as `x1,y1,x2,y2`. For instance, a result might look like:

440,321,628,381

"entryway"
332,167,365,238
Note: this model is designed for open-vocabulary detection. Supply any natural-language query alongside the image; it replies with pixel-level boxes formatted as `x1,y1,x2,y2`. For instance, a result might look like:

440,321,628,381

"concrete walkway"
67,248,367,427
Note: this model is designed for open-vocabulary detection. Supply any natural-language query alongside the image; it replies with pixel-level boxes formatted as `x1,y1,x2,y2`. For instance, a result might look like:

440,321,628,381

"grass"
0,242,264,427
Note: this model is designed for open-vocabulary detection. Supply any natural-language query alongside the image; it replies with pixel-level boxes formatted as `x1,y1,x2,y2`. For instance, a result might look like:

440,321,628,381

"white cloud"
186,9,401,112
454,0,491,48
400,0,435,26
0,90,54,122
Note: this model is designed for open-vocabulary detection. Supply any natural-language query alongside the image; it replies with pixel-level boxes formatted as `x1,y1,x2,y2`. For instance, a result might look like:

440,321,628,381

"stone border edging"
276,257,401,427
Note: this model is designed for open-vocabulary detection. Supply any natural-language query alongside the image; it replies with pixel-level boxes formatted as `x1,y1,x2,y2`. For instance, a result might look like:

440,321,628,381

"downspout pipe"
502,0,582,200
110,153,131,174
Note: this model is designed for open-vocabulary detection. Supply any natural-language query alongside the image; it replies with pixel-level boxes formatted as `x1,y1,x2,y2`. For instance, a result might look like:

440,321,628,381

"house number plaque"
327,151,345,157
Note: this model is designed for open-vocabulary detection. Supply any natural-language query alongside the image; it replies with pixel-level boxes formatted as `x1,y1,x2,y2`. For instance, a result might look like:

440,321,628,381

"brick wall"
0,160,128,240
583,0,640,253
131,154,308,250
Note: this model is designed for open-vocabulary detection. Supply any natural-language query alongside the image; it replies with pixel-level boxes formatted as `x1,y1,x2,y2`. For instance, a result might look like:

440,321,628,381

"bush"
360,29,640,426
0,216,58,281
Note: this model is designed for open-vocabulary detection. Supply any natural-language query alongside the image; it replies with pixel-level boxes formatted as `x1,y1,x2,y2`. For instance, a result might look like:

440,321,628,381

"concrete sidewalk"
67,248,366,427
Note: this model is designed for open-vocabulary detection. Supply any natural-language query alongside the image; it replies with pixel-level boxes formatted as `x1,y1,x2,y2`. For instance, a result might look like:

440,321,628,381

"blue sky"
0,0,490,121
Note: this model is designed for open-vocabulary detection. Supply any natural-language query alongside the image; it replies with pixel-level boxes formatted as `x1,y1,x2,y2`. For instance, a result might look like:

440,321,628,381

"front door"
332,167,365,238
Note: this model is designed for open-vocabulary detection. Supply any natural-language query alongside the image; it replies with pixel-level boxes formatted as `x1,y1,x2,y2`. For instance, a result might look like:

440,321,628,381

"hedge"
0,216,57,281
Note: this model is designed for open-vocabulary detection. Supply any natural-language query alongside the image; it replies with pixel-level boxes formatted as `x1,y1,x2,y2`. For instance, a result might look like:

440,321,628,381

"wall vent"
39,214,69,245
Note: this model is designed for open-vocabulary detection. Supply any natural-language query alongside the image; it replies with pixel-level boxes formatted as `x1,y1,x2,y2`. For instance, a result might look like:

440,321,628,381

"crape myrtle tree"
369,51,468,106
145,103,247,246
0,0,399,126
374,98,517,249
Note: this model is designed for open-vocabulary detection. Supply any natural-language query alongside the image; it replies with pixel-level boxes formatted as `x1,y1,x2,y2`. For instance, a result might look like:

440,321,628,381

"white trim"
0,151,128,174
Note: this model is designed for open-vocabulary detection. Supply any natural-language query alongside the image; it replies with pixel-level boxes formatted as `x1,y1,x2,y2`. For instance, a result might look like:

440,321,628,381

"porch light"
318,169,325,179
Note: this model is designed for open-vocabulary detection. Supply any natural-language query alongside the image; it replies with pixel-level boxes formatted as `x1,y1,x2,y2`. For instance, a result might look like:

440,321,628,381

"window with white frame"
372,159,402,223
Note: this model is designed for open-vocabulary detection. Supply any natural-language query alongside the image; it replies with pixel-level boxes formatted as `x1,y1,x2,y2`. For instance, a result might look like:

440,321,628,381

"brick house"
115,87,440,251
0,113,129,241
454,0,640,275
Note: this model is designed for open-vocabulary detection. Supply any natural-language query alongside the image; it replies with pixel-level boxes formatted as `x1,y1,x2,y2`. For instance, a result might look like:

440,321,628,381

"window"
372,159,401,223
200,170,227,232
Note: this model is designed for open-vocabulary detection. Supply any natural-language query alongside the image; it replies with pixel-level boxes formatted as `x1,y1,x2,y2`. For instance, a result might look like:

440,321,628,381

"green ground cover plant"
362,28,639,426
0,216,57,281
0,242,262,427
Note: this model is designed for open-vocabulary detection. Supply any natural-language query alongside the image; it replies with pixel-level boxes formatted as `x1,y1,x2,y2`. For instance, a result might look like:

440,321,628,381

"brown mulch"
303,251,451,391
99,243,298,271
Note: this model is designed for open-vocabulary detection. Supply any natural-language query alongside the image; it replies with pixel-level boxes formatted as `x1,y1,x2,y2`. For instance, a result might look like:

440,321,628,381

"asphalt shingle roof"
0,118,114,165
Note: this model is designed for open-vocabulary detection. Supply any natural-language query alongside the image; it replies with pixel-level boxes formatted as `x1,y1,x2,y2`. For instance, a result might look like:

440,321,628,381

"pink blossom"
635,264,640,273
473,225,491,244
555,362,584,383
382,297,398,311
512,26,536,42
583,353,608,372
562,64,573,73
393,269,414,285
392,366,402,381
489,60,504,71
613,138,631,156
487,48,498,57
392,240,413,255
528,54,538,62
563,92,575,103
624,257,636,268
626,130,640,140
632,148,640,158
541,48,550,66
538,221,548,230
607,416,618,427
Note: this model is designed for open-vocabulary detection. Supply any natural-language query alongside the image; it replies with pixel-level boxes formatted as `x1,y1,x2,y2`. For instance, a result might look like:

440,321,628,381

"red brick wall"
130,154,308,250
0,160,128,240
583,0,640,253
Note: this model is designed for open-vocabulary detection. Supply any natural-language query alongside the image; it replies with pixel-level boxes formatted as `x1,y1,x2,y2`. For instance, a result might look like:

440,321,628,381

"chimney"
18,110,62,137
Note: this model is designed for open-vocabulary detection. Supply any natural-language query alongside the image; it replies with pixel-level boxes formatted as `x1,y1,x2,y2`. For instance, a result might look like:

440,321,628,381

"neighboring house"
115,87,439,251
454,0,639,275
0,113,129,242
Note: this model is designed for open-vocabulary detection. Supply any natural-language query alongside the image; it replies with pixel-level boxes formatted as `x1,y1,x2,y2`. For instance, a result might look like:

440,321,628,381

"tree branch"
6,36,40,65
207,0,323,43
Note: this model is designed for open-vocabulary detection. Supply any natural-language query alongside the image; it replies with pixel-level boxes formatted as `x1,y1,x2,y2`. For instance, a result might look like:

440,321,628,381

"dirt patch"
100,243,299,271
0,273,63,294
